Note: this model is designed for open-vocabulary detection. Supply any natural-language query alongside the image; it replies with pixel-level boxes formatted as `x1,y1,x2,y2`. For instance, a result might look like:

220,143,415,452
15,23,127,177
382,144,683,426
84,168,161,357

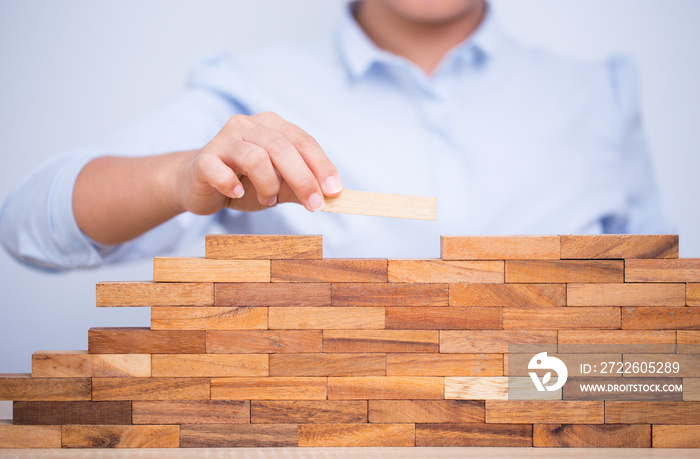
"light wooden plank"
153,257,270,282
506,260,624,283
486,400,603,423
206,330,322,354
444,377,561,401
0,374,91,401
151,307,267,330
271,259,387,282
132,400,249,424
322,189,436,221
13,401,132,425
211,377,326,400
269,353,385,376
625,258,700,282
368,400,484,423
180,424,298,447
96,281,213,307
560,235,678,259
269,307,385,329
0,423,61,448
299,423,415,447
567,283,685,306
151,354,268,377
388,260,504,283
503,307,620,329
61,425,180,448
89,327,206,354
386,307,502,330
622,307,700,329
205,234,322,259
450,283,565,307
415,423,532,447
92,377,210,401
32,351,150,377
605,401,700,424
215,282,330,307
441,236,560,260
440,330,557,354
386,353,502,376
323,330,438,353
534,424,651,447
327,376,443,400
678,330,700,353
688,283,700,306
251,401,367,424
652,425,700,448
332,283,448,307
558,330,677,354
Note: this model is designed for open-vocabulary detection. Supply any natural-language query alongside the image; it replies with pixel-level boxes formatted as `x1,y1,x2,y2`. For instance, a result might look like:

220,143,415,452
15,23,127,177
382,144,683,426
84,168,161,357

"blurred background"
1,0,699,418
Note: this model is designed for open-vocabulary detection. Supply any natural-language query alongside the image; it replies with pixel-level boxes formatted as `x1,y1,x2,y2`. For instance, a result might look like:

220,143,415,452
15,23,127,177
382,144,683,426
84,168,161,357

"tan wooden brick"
567,283,685,306
682,378,700,401
132,400,249,424
560,235,678,259
506,260,624,283
415,423,532,447
215,282,331,307
62,425,180,448
626,259,700,282
441,235,560,260
205,234,322,259
271,259,387,282
652,425,700,448
269,307,384,329
153,257,270,282
251,400,367,424
207,330,322,354
503,307,620,329
328,376,443,399
386,353,502,376
89,327,206,354
151,354,268,377
322,189,437,221
269,353,385,376
0,422,61,448
92,377,209,401
32,351,150,377
13,401,132,425
486,400,603,423
211,377,326,400
687,283,700,306
388,259,503,283
0,374,90,401
444,377,561,401
386,307,502,330
534,424,651,447
151,307,267,330
605,401,700,424
450,283,565,307
678,331,700,353
96,281,213,307
323,330,438,353
558,330,677,354
368,399,484,423
622,307,700,329
440,330,557,354
332,283,448,307
181,424,298,447
299,423,415,447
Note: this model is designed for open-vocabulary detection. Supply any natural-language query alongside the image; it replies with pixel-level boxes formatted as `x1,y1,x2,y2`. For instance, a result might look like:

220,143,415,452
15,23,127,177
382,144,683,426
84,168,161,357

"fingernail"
233,185,245,198
324,176,342,194
265,196,277,206
308,192,324,212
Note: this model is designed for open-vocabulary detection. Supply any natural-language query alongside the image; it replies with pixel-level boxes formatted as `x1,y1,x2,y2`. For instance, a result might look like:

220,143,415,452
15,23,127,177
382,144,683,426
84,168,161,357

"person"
0,0,669,270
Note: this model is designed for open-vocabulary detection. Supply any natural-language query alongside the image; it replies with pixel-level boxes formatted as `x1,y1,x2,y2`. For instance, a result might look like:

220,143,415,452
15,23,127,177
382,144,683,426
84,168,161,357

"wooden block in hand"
151,307,267,330
153,257,270,282
331,283,448,307
298,423,415,447
13,401,132,425
327,376,443,400
386,353,502,376
386,307,502,330
449,283,565,307
89,328,205,354
678,331,700,353
440,330,557,354
211,377,326,400
132,400,249,424
322,189,436,221
271,259,387,282
96,281,212,307
486,400,603,423
32,351,150,377
151,354,268,377
205,234,322,259
368,400,484,423
215,283,330,307
533,424,651,447
92,377,209,401
415,423,532,447
268,307,384,329
652,425,700,448
206,330,322,354
388,260,503,283
441,235,560,260
251,400,367,424
269,353,385,376
180,424,298,447
567,283,685,306
0,422,61,448
61,425,180,448
0,374,90,401
503,306,620,329
625,259,700,282
622,307,700,329
506,260,624,283
560,234,678,259
322,330,438,353
689,284,700,306
557,330,676,353
605,401,700,424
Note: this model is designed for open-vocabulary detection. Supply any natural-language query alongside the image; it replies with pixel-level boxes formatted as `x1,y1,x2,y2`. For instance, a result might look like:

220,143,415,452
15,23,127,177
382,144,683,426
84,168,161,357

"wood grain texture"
180,424,298,447
652,425,700,448
678,330,700,353
331,283,448,307
605,401,700,424
13,401,132,425
506,260,624,283
153,257,270,282
506,353,621,377
0,422,61,448
441,235,560,260
298,423,415,447
32,351,150,377
558,330,677,353
688,283,700,306
415,423,532,447
96,281,212,307
449,283,565,307
504,307,620,329
322,189,437,221
0,375,90,401
271,259,387,282
682,378,700,401
621,307,700,329
386,307,502,330
440,330,557,354
534,424,651,447
327,376,443,399
211,377,326,400
151,354,268,377
323,330,438,353
215,282,330,307
151,307,267,330
61,425,180,448
92,377,210,401
388,260,504,283
444,377,508,400
368,400,484,423
269,353,385,376
560,235,679,259
567,283,685,306
251,400,367,424
269,307,385,329
563,377,682,401
88,327,206,354
205,234,322,259
206,330,322,354
486,401,604,423
132,400,249,424
625,258,700,282
386,353,502,376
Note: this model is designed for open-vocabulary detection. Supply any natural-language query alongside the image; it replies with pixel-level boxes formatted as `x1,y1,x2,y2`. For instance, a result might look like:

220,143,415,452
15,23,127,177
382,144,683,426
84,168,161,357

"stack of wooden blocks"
1,234,698,449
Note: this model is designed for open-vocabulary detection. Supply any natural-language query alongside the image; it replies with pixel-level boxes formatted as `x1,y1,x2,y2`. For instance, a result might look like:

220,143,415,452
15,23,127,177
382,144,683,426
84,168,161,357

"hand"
174,111,343,215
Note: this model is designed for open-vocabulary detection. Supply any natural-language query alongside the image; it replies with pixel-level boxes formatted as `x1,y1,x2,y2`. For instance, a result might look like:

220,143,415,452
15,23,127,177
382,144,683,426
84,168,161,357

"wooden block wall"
1,234,699,449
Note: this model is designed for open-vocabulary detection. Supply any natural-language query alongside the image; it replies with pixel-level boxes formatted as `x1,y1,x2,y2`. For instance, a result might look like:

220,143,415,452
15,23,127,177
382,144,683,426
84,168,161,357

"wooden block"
0,374,90,401
153,257,270,282
215,282,330,307
207,330,322,354
386,353,503,376
450,283,565,307
269,307,385,329
444,377,508,400
534,424,651,447
269,353,385,376
62,425,180,448
92,377,209,401
89,327,205,354
299,423,415,447
689,283,700,306
683,378,700,401
32,351,150,377
205,234,322,259
558,330,677,354
96,281,212,307
151,307,267,330
653,425,700,448
332,283,448,307
506,353,621,377
181,424,298,447
211,377,327,400
271,259,387,282
368,400,483,423
323,330,438,353
386,307,502,330
251,400,367,424
440,330,557,354
605,401,700,424
563,377,683,401
503,307,620,329
132,400,249,424
622,307,700,329
441,235,560,260
624,354,700,377
151,354,268,377
388,260,503,283
626,259,700,282
322,189,437,221
415,423,532,447
0,422,61,448
567,283,685,306
486,400,604,423
560,235,678,259
506,260,624,283
678,331,700,353
327,376,443,399
13,401,132,425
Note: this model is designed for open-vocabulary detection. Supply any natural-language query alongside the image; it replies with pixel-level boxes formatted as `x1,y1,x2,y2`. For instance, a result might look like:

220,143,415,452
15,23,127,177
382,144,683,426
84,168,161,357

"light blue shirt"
0,4,669,270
